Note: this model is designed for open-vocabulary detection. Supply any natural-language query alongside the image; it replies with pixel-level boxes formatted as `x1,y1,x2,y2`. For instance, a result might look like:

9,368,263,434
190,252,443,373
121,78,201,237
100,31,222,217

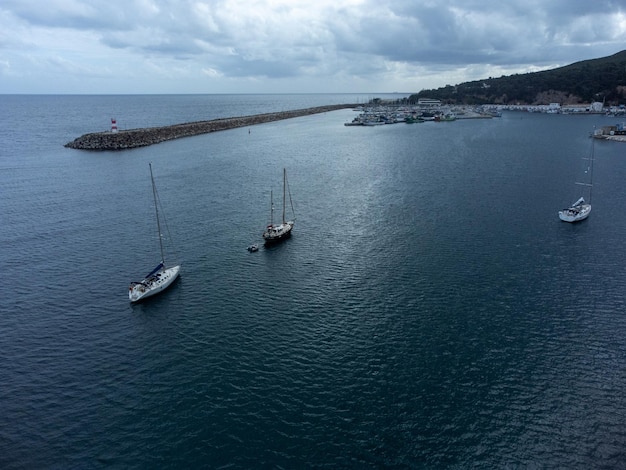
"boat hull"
559,204,591,222
263,221,294,245
129,265,181,302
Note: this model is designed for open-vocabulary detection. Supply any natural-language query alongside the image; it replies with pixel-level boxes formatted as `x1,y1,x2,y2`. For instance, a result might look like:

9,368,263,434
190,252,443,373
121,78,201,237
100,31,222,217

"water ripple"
3,100,626,468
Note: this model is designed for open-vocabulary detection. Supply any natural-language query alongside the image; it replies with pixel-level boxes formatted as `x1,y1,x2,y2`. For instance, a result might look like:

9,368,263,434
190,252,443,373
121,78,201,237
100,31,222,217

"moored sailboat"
559,196,591,222
559,133,595,223
129,163,180,302
263,168,295,245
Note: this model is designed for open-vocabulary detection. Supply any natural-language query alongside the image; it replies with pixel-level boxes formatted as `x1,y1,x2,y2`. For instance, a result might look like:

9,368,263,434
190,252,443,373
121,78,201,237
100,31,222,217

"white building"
417,98,441,107
591,101,604,112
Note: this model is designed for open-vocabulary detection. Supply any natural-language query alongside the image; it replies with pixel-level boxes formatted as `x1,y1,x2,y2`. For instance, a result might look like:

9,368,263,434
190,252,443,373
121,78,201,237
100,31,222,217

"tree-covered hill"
410,50,626,106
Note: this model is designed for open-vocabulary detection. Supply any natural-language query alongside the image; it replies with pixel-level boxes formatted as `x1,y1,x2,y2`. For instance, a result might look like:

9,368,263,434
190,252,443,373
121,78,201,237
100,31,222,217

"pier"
65,104,355,150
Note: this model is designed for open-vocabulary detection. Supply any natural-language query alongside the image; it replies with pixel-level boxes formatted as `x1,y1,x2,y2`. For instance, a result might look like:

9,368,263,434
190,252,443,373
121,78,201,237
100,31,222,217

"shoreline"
65,104,356,150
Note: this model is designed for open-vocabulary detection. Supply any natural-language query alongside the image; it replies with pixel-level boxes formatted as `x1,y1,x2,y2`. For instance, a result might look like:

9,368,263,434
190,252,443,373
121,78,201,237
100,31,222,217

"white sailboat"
129,163,180,302
559,134,595,223
263,168,295,245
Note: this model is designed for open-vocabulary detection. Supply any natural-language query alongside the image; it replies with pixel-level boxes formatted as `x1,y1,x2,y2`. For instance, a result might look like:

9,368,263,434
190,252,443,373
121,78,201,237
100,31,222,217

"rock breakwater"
65,104,355,150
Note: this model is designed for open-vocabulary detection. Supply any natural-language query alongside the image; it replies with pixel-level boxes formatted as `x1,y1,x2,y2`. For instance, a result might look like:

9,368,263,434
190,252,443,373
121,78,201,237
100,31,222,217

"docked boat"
129,163,180,302
437,113,456,122
559,134,594,223
263,168,295,245
405,116,424,124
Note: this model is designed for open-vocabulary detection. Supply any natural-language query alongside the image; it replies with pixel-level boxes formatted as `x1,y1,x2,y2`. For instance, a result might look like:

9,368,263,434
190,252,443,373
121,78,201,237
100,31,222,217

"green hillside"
410,50,626,105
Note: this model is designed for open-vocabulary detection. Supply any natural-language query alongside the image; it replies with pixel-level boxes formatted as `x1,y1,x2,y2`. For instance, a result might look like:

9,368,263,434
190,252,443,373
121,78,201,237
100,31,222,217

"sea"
1,94,626,469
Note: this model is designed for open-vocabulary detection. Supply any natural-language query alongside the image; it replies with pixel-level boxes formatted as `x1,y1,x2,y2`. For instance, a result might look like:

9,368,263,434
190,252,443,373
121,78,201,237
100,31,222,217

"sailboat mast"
268,189,274,227
588,136,595,203
149,163,165,263
282,168,286,224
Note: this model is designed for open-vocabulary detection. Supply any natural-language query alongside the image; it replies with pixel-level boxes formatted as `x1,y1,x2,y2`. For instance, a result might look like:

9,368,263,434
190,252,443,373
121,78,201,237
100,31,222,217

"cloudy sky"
1,0,625,94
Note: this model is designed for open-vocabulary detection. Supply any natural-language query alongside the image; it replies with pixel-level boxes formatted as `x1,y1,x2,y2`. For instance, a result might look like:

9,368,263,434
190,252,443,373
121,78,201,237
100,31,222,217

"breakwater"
64,104,355,150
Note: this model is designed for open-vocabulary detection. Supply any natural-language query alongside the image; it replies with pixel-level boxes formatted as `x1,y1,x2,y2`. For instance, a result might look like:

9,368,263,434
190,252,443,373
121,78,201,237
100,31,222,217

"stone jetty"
65,104,355,150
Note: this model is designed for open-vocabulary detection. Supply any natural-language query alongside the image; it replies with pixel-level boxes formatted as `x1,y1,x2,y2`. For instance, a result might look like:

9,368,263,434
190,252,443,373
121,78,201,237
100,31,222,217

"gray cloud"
1,0,624,93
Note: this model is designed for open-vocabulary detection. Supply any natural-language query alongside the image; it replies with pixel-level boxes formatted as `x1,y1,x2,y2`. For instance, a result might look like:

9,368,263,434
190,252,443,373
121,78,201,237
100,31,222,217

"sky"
1,0,625,94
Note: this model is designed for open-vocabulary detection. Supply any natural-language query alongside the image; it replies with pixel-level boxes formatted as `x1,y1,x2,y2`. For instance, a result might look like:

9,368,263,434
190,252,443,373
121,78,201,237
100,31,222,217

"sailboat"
129,163,180,302
559,133,595,223
263,168,295,245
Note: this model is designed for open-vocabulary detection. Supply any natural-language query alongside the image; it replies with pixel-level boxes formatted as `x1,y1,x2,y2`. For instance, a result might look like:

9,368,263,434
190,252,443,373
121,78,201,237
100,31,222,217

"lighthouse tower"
111,118,118,133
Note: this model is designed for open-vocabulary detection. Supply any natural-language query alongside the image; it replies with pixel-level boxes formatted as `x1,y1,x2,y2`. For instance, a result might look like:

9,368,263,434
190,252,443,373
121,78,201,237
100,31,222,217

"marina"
344,104,494,126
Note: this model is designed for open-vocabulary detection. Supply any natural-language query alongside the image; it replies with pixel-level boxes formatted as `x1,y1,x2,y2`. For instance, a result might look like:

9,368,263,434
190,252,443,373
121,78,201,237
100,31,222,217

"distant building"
591,101,604,112
547,103,561,113
417,98,441,107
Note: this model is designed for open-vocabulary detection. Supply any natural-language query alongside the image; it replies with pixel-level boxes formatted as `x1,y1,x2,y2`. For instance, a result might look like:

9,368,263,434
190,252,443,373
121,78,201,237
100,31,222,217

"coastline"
64,103,356,150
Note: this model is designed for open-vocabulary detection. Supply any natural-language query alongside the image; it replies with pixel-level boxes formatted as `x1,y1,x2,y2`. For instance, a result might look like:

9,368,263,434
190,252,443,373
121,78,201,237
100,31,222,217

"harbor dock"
65,104,355,150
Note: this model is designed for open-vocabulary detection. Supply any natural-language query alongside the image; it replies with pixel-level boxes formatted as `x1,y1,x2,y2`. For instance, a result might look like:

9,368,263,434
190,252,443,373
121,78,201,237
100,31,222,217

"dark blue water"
2,95,626,468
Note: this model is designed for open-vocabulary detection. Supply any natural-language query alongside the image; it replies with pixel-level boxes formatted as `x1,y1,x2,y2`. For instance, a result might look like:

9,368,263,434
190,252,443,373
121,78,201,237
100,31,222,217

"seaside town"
345,97,626,142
